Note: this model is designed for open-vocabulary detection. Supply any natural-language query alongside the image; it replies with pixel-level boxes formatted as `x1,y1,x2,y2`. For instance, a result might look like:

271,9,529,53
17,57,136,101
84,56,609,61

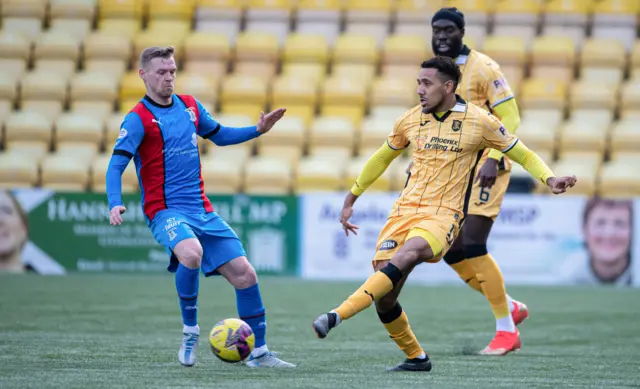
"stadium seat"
446,0,490,45
118,71,146,104
20,71,68,122
332,34,379,65
0,73,18,106
514,117,557,153
530,36,576,83
541,0,590,48
619,80,640,115
83,33,132,82
258,144,303,167
40,154,90,191
343,0,393,46
202,113,256,156
175,73,218,108
370,76,416,114
492,0,542,48
69,72,118,121
183,32,229,80
320,76,368,126
203,141,252,166
569,80,617,112
194,0,243,44
0,153,40,188
294,156,343,193
146,20,191,42
520,108,563,130
105,112,126,145
91,154,139,193
244,157,292,194
359,116,395,151
295,0,342,47
4,141,49,161
598,160,640,198
281,63,327,87
99,0,144,19
97,18,142,40
255,115,306,150
148,0,194,22
283,33,329,65
380,34,430,78
551,155,598,196
369,106,411,121
55,113,105,148
0,31,31,78
49,0,97,44
219,75,268,121
270,75,318,126
244,0,294,46
332,63,377,84
308,146,352,166
557,119,608,155
56,142,100,162
132,30,184,66
394,0,443,37
4,111,52,146
343,155,392,192
308,116,356,154
1,17,44,42
200,159,244,194
609,119,640,158
481,36,527,91
233,32,280,79
519,78,567,111
579,39,626,84
592,0,638,51
32,31,80,80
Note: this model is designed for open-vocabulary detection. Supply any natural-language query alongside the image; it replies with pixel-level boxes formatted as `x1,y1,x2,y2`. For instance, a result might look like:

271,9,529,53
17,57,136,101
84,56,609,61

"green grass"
1,275,639,389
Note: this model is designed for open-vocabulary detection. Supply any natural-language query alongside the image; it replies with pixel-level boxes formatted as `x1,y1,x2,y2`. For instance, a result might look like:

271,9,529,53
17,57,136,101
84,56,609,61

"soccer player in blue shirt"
106,46,295,368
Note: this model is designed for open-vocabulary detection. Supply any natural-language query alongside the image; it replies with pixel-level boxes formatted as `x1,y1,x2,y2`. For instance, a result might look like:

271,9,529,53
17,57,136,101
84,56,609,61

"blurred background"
0,0,638,288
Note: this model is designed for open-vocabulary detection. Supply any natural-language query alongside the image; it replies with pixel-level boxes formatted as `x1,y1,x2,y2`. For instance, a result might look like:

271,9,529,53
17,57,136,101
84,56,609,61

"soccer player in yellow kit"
410,7,530,355
312,56,577,372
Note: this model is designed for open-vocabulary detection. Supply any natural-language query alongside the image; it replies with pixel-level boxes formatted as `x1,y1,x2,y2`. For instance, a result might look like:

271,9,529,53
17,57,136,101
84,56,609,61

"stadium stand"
0,0,638,198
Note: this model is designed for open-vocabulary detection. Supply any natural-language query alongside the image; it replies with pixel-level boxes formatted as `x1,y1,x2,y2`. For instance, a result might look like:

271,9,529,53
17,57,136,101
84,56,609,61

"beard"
432,39,464,59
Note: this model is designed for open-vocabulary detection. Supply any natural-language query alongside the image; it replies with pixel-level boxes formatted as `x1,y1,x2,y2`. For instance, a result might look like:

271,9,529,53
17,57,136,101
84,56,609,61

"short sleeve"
483,60,515,109
387,114,410,150
113,112,144,157
196,100,221,139
481,110,518,153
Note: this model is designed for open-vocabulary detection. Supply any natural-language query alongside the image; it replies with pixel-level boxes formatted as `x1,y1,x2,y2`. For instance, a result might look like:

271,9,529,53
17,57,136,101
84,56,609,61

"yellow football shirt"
387,97,518,219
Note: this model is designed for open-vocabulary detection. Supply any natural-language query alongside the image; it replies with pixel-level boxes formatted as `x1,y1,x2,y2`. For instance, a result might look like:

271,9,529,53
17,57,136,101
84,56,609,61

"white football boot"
245,349,296,368
178,328,199,367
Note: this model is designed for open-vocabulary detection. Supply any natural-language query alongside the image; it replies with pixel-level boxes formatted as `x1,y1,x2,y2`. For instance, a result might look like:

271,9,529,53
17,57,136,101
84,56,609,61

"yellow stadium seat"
270,75,318,126
309,146,353,165
55,113,105,146
0,30,31,60
515,117,558,153
295,0,342,46
40,154,90,191
320,76,368,126
0,153,40,187
84,31,132,65
148,0,194,21
203,142,252,166
233,32,280,78
132,31,184,66
551,156,598,196
530,36,576,82
283,34,329,64
4,140,49,160
104,112,126,144
520,108,563,129
220,74,267,113
2,0,47,17
619,80,640,113
49,0,96,43
0,101,13,127
370,76,415,110
98,19,142,39
56,142,100,161
1,17,44,42
85,60,128,84
244,157,292,195
492,0,541,47
0,74,18,105
481,36,527,68
333,34,378,65
609,119,640,157
294,156,343,193
308,116,356,151
519,78,567,111
359,116,394,151
146,20,191,40
258,145,303,167
70,72,118,107
90,154,139,193
70,102,114,126
118,71,146,103
119,98,142,113
557,120,607,154
395,0,443,37
183,32,229,79
542,0,591,45
369,106,412,121
343,0,393,46
579,39,625,84
380,34,429,76
194,0,243,44
99,0,144,19
343,155,392,192
331,63,376,84
281,63,326,87
4,111,52,145
591,0,638,51
255,116,306,150
245,0,294,45
33,30,80,78
174,73,217,107
598,160,640,198
569,80,617,111
200,159,243,194
568,109,613,129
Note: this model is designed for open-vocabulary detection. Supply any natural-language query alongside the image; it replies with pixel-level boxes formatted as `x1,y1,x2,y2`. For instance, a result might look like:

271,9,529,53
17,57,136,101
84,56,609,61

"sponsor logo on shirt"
118,128,128,139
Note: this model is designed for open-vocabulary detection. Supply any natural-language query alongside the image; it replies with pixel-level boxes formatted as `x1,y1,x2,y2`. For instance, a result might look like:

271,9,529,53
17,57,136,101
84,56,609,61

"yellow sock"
450,261,483,294
382,310,424,359
335,271,395,321
468,252,510,319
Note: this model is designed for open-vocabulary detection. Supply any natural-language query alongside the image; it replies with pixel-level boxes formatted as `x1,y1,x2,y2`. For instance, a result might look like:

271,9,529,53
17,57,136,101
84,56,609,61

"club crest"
186,107,197,122
452,120,462,132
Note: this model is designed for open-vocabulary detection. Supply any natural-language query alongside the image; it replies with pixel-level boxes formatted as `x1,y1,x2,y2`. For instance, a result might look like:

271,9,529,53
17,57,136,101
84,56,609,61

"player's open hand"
109,205,127,226
474,158,499,189
257,108,287,134
546,176,577,194
340,206,359,236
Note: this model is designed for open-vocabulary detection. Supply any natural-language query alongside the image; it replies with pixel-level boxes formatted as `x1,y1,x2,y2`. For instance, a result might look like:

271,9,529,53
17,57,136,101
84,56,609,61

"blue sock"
175,263,199,327
236,283,266,348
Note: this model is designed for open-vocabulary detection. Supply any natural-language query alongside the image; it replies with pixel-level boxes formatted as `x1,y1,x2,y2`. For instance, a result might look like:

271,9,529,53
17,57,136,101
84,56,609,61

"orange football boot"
479,329,521,356
511,300,529,326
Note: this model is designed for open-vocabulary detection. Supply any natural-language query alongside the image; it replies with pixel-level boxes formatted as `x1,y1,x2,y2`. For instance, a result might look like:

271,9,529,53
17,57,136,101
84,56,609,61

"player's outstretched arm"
503,140,577,194
341,142,403,236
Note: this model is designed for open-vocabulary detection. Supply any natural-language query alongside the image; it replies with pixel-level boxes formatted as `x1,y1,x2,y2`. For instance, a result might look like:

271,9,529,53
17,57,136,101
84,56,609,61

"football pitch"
1,275,639,389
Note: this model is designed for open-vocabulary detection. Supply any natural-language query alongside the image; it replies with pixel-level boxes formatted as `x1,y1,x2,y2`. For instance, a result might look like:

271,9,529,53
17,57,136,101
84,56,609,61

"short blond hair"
139,46,175,69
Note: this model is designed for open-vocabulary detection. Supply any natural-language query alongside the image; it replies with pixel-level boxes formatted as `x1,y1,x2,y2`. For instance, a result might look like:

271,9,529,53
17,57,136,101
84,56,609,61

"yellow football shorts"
468,153,512,221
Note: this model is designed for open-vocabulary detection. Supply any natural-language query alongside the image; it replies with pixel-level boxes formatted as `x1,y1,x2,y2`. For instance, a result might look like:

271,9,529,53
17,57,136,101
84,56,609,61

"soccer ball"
209,318,255,363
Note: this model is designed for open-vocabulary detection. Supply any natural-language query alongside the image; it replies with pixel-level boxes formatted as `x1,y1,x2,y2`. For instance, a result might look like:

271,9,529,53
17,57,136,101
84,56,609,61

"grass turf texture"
1,274,639,389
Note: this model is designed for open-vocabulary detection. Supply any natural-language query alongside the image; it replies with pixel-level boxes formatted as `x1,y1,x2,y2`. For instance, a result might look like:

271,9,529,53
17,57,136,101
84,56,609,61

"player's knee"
392,239,433,271
375,294,399,314
376,301,403,323
223,256,258,289
175,239,203,269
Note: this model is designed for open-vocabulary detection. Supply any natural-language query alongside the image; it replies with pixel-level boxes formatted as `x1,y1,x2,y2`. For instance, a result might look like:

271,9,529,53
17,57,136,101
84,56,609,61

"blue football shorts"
149,210,246,277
